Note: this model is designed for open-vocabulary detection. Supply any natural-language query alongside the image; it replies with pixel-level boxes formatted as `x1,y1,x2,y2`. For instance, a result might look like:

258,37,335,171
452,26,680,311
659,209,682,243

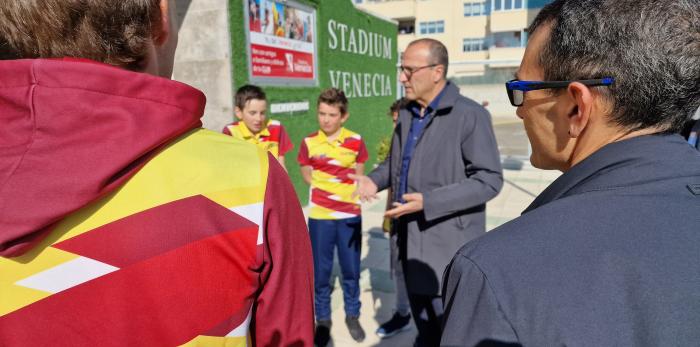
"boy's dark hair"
388,98,406,116
0,0,162,71
235,85,267,110
317,88,348,115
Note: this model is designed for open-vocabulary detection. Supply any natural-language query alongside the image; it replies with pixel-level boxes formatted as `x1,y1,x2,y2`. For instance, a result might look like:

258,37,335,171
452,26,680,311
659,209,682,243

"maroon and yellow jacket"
0,59,314,346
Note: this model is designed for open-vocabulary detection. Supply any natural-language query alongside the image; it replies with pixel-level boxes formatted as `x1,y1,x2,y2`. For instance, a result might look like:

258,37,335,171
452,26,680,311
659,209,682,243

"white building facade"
354,0,553,117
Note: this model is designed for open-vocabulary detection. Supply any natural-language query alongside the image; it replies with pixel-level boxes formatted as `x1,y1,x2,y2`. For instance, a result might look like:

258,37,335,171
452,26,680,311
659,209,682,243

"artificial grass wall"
229,0,398,204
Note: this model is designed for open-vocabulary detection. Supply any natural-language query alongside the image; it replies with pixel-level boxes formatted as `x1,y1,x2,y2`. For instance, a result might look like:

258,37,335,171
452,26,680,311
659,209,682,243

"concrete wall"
173,0,234,132
490,8,530,31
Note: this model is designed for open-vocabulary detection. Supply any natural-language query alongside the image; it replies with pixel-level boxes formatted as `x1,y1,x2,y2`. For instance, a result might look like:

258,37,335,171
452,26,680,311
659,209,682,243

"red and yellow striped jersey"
222,119,293,158
297,128,368,220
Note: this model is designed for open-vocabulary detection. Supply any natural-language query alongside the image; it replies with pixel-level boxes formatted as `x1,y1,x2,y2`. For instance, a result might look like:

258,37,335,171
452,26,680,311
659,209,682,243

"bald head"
407,38,448,79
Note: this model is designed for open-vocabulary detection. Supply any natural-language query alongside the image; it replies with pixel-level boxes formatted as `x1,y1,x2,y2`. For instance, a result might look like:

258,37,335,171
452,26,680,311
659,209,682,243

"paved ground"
493,118,530,158
309,117,562,346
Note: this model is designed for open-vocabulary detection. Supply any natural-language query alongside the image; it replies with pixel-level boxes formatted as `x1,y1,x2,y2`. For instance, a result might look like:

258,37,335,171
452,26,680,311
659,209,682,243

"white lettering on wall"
329,70,393,98
328,20,338,50
338,23,349,52
352,73,363,97
326,19,392,60
358,30,368,55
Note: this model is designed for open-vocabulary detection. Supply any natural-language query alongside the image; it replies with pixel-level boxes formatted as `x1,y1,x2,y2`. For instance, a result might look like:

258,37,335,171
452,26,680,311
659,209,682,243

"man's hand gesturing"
349,174,379,202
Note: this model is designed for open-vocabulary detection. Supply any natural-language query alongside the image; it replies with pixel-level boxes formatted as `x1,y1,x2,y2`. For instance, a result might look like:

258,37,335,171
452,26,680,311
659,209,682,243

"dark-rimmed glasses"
399,64,438,79
505,77,615,106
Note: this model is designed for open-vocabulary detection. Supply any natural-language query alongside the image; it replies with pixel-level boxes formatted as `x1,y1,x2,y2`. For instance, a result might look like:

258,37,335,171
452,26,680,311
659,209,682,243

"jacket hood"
0,59,205,257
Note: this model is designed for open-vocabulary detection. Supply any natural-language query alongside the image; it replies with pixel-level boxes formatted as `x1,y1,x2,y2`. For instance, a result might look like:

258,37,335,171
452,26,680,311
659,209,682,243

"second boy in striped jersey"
222,85,293,168
298,88,368,346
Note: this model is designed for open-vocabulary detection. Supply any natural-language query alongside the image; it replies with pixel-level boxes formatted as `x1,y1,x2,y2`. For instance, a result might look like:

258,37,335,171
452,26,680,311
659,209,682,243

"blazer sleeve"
253,154,314,346
441,253,519,347
367,125,400,191
422,105,503,222
367,158,390,191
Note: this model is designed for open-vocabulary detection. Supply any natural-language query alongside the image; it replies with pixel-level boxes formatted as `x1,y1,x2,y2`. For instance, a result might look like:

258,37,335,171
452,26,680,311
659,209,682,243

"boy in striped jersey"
297,88,368,346
223,85,293,168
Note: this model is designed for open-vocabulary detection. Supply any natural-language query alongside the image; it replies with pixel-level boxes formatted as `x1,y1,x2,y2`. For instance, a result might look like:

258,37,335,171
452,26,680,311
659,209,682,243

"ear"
154,0,173,46
566,82,595,138
235,107,244,120
433,65,445,83
340,112,350,123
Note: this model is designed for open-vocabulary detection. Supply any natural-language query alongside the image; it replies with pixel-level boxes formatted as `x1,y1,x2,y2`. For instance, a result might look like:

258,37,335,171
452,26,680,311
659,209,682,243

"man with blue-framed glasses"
505,77,614,107
442,0,700,346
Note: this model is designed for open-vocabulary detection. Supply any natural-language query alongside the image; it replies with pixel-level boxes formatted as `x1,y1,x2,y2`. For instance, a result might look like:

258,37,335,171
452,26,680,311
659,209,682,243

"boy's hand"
384,193,423,218
348,174,378,202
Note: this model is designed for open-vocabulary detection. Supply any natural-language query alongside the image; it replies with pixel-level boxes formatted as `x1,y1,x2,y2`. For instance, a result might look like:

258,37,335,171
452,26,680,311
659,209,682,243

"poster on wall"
245,0,318,86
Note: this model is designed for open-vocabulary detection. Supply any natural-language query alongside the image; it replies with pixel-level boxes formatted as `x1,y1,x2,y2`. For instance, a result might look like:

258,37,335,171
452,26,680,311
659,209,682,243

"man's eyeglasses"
399,64,438,79
505,77,614,107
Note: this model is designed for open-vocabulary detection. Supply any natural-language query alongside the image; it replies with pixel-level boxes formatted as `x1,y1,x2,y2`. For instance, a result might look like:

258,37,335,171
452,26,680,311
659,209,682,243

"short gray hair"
408,38,449,79
528,0,700,133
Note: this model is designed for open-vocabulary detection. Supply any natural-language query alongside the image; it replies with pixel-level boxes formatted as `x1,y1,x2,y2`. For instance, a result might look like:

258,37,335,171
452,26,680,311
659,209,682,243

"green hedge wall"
229,0,398,204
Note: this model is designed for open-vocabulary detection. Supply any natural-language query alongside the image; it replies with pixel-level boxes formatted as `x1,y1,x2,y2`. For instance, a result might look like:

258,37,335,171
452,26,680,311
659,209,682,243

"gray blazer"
368,82,503,295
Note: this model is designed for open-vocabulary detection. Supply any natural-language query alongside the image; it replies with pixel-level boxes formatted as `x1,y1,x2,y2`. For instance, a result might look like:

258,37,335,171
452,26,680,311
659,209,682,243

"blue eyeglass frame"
505,77,615,106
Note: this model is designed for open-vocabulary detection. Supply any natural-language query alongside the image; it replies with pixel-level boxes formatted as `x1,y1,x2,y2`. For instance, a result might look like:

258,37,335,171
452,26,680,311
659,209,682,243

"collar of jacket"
432,81,460,115
396,81,460,146
409,83,447,116
523,133,700,214
405,81,460,117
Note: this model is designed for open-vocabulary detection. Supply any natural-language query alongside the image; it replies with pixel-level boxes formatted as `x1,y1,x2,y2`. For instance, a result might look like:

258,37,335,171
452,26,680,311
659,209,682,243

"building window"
398,19,415,34
464,2,489,16
462,38,486,52
419,20,445,34
490,30,524,48
354,0,363,4
492,0,525,11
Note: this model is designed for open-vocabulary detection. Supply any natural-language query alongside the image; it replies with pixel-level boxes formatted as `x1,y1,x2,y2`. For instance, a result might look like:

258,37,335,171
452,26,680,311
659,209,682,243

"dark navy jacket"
441,134,700,346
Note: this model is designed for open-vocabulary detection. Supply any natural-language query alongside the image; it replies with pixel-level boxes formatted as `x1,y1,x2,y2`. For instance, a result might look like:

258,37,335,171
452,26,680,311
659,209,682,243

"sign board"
270,101,310,114
244,0,318,86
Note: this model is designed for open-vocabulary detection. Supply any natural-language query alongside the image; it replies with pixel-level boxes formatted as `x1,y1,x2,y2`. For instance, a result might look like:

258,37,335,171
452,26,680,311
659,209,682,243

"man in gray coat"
352,38,503,346
441,0,700,346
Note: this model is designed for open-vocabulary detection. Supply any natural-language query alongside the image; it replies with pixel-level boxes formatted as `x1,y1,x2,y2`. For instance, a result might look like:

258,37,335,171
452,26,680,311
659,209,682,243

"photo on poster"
245,0,318,86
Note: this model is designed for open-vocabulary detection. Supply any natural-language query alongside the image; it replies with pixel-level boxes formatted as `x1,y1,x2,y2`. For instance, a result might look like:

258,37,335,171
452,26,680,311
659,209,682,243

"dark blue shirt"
396,87,446,202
